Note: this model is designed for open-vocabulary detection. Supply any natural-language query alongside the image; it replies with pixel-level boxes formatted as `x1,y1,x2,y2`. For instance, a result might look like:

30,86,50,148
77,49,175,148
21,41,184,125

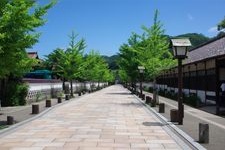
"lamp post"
171,38,191,125
138,66,145,96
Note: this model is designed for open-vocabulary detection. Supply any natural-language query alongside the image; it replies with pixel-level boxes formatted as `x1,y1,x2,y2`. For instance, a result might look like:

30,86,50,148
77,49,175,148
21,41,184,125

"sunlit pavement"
0,85,188,150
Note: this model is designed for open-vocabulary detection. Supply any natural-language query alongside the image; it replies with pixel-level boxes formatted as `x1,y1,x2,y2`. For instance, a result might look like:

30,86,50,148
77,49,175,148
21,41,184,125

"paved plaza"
0,85,193,150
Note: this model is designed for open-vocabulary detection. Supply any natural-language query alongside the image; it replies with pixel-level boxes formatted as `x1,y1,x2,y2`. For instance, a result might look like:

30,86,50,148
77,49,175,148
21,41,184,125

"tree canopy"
118,10,176,84
0,0,55,78
218,16,225,31
44,31,114,92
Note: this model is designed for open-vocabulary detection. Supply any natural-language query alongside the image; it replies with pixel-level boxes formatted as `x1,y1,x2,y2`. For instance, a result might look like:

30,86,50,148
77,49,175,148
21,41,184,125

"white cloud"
187,14,194,21
208,26,218,33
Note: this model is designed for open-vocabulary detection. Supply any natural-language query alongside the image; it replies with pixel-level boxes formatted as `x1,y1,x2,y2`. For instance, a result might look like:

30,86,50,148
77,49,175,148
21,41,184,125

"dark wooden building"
156,35,225,114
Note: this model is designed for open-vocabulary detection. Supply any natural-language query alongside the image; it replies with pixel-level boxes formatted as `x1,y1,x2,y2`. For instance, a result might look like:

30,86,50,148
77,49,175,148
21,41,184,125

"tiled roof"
28,52,39,59
184,35,225,64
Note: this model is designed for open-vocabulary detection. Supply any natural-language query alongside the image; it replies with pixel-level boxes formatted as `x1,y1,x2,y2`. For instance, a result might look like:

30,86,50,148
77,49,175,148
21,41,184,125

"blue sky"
32,0,225,58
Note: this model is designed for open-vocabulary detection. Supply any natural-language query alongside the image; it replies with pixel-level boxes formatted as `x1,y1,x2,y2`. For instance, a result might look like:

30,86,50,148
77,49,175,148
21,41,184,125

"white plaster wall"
197,90,206,103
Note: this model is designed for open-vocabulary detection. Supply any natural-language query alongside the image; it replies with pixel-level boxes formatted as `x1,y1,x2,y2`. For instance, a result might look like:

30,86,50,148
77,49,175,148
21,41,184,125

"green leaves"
218,16,225,31
44,31,114,83
0,0,55,78
82,50,114,82
118,10,176,82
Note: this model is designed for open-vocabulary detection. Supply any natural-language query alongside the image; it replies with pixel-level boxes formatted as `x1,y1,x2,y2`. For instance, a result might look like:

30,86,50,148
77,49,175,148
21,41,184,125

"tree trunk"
62,78,65,91
70,80,74,97
0,78,6,106
153,78,159,104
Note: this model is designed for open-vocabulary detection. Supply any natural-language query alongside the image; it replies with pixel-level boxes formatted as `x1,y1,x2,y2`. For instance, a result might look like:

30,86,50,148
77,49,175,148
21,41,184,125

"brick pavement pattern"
0,85,182,150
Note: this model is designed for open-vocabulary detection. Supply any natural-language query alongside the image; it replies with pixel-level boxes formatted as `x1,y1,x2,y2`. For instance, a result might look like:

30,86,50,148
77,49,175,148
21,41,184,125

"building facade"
156,35,225,114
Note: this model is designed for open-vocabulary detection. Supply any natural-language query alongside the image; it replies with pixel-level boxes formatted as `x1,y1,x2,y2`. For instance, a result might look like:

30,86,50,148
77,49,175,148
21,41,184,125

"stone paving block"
0,85,184,150
32,142,65,147
10,147,44,150
44,147,78,150
131,143,164,149
0,142,34,148
53,138,83,142
84,138,114,143
114,138,145,143
163,143,182,149
64,142,97,147
97,142,130,148
79,147,113,150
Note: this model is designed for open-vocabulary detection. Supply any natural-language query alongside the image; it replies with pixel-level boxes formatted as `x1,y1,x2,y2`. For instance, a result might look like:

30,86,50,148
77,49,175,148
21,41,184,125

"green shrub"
148,87,153,93
184,94,200,107
158,89,165,96
17,83,28,105
3,81,28,106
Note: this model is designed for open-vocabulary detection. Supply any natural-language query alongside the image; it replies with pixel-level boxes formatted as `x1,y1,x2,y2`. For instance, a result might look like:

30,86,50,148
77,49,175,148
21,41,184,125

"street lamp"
138,66,145,96
171,38,191,125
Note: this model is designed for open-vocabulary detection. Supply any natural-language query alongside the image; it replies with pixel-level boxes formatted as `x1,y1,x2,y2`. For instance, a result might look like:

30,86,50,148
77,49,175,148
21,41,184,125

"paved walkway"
0,85,189,150
143,91,225,150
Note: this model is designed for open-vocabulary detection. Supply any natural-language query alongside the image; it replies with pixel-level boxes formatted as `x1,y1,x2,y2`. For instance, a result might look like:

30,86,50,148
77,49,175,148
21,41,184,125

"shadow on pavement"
106,92,132,95
119,102,143,107
143,122,169,126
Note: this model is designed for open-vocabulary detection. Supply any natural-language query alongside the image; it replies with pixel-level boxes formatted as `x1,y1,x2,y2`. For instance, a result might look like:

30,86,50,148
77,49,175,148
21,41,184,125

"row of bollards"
5,86,105,126
128,86,209,144
6,93,74,125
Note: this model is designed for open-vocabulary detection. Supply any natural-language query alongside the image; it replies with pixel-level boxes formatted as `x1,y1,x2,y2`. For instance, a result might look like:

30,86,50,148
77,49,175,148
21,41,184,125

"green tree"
0,0,55,78
117,33,141,90
0,0,55,106
139,10,176,102
218,16,225,31
83,50,114,90
46,32,86,97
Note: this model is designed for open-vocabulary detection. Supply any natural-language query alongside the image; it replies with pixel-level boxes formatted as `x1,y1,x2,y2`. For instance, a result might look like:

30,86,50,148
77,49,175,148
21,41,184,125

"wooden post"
199,123,209,143
57,97,62,103
7,116,14,125
32,104,39,114
46,99,51,107
159,103,165,113
170,109,178,122
145,96,151,104
65,94,70,100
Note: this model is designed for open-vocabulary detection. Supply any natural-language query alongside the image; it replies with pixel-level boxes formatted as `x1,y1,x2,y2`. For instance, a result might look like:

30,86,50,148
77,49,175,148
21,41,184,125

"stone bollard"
139,93,142,98
65,94,70,100
7,116,14,125
46,99,51,107
32,104,39,114
145,96,151,104
170,109,178,122
159,103,165,113
136,91,139,96
57,97,62,103
150,99,156,107
199,123,209,143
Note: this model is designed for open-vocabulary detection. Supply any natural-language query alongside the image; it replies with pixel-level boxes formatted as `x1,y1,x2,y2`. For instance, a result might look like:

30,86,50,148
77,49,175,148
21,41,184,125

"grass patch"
0,125,9,130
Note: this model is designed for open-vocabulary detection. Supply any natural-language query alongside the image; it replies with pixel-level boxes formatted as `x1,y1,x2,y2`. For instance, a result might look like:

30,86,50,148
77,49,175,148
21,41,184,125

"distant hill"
174,33,210,48
104,33,211,70
102,55,119,70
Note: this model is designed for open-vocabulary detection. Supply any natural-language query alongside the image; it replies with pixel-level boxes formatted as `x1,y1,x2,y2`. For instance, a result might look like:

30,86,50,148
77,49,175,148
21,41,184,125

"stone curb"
128,89,206,150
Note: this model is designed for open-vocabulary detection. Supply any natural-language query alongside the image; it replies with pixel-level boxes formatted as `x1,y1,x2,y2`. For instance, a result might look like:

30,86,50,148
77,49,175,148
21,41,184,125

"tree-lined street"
0,85,192,150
